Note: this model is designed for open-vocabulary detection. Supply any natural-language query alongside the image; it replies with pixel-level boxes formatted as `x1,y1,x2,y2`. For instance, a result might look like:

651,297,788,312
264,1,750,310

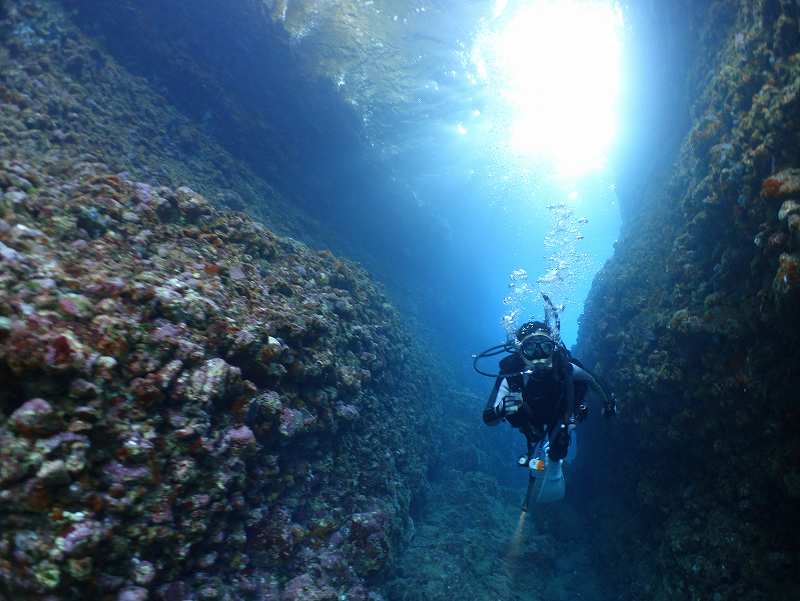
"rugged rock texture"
0,2,449,599
0,0,327,244
14,0,800,599
575,1,800,599
0,154,437,600
384,471,581,601
55,0,485,348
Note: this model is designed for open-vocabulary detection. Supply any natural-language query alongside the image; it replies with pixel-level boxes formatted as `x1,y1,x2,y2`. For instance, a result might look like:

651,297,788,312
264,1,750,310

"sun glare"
474,0,623,177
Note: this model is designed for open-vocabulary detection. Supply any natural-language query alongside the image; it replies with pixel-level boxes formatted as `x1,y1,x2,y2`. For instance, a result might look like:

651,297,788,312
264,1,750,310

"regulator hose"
472,343,528,378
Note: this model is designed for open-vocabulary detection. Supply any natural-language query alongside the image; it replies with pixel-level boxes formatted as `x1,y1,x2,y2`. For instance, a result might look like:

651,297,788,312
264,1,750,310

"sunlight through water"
472,0,624,178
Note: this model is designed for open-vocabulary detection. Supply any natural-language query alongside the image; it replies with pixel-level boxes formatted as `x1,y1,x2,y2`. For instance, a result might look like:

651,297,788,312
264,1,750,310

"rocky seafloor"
382,467,607,601
574,1,800,599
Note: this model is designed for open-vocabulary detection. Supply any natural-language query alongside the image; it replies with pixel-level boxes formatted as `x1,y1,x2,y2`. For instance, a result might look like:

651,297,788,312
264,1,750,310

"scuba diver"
474,293,617,508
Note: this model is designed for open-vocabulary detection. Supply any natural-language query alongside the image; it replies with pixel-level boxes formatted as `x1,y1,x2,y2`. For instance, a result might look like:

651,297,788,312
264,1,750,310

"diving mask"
519,332,555,361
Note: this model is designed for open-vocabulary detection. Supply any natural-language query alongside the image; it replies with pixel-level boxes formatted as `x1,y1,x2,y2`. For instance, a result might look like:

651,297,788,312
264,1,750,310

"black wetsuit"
482,352,595,460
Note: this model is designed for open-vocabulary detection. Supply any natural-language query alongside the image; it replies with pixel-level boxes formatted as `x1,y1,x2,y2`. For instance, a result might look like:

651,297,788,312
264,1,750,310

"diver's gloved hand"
602,393,618,418
502,392,522,416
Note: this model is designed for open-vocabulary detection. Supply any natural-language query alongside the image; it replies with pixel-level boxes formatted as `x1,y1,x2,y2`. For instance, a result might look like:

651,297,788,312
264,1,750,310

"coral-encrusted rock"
58,294,93,320
0,429,41,487
226,425,257,452
46,331,87,372
278,406,314,439
773,253,800,315
174,358,242,406
778,199,800,244
261,507,296,562
0,125,430,601
668,308,704,335
573,1,800,597
103,461,153,485
9,398,60,437
59,520,105,557
244,390,283,430
778,199,800,221
762,169,800,199
0,315,12,339
335,403,360,421
117,587,149,601
36,459,70,487
281,573,337,601
175,186,212,222
788,214,800,244
0,240,22,265
348,511,391,575
156,359,184,390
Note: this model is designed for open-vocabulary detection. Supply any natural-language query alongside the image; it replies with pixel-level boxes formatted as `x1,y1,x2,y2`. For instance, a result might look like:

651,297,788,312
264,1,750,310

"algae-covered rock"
773,252,800,315
9,398,60,437
573,1,800,598
762,169,800,200
778,199,800,221
0,150,436,598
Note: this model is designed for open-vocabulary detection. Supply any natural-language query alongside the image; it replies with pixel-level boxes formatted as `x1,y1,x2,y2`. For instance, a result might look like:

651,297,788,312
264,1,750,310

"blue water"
367,104,622,395
315,1,625,372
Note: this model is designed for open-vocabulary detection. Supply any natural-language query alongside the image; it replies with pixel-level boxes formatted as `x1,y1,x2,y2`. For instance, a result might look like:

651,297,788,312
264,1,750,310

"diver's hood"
473,292,563,379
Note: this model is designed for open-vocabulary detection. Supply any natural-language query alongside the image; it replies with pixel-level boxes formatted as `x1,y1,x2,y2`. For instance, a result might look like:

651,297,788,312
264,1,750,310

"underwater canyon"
0,1,799,600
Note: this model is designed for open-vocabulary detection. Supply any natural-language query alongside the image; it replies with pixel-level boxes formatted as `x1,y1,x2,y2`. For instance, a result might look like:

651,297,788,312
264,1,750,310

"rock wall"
0,0,330,245
0,159,440,601
0,1,447,600
53,0,499,372
58,0,457,274
574,1,800,599
60,0,365,205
